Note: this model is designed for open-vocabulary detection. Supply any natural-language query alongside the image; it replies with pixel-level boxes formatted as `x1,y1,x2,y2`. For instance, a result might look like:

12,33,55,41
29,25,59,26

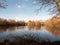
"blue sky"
0,0,53,21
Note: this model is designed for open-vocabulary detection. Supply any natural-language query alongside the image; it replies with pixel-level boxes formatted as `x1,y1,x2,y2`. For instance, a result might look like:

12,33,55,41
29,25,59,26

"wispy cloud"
32,0,37,4
16,4,26,9
16,4,27,9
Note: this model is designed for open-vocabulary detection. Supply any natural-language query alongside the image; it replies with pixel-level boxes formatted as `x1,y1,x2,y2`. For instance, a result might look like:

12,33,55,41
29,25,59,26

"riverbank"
0,39,60,45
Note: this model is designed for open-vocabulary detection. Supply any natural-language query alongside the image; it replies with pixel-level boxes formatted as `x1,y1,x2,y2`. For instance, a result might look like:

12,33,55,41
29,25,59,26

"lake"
0,26,60,42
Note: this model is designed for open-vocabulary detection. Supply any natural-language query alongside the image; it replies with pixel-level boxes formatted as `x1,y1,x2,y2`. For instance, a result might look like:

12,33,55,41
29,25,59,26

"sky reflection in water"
0,26,60,42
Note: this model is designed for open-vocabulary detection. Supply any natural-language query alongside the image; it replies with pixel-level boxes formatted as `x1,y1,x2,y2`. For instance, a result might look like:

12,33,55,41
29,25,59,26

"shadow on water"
0,26,60,45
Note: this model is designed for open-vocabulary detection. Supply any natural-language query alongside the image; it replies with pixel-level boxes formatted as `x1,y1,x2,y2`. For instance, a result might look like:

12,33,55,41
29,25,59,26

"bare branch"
0,0,8,8
33,0,60,15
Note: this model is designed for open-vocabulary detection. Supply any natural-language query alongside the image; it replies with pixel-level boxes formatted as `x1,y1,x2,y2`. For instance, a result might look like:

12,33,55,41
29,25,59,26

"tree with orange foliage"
45,16,60,30
7,19,16,26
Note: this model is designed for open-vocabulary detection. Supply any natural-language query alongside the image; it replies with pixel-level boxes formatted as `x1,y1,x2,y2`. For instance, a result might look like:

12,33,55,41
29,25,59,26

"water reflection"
46,29,60,38
7,26,16,32
17,26,25,30
0,26,7,32
27,26,41,30
0,26,60,42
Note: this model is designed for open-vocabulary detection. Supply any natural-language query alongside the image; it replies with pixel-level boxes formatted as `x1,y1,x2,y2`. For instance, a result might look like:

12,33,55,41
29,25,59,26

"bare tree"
33,0,60,15
0,0,8,8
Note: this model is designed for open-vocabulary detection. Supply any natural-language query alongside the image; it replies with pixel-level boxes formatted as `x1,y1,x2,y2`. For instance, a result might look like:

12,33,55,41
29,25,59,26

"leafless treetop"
0,0,8,8
33,0,60,14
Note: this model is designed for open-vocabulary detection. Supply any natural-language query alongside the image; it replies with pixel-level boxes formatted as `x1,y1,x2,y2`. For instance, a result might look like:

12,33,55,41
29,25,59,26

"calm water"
0,26,60,42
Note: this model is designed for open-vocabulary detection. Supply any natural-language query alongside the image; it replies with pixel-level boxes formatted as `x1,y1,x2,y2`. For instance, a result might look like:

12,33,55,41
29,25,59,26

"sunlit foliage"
26,20,41,30
45,16,60,30
7,19,16,26
0,18,26,26
17,21,26,26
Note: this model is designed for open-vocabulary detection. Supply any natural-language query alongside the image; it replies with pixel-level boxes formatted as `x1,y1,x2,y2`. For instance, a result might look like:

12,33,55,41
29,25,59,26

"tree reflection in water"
0,26,8,32
46,29,60,38
27,26,60,39
17,26,25,30
7,26,16,32
0,26,59,45
0,26,60,38
27,26,41,30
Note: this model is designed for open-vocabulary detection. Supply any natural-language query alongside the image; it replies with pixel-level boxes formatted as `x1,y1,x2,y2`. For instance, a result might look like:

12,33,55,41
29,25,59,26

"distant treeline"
0,16,60,31
26,20,42,30
0,18,26,26
0,18,43,27
26,20,41,27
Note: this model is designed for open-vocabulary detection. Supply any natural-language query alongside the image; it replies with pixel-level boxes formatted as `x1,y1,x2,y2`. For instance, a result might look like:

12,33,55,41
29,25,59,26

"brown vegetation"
16,21,26,26
44,15,60,37
45,15,60,30
0,18,26,26
26,20,41,30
